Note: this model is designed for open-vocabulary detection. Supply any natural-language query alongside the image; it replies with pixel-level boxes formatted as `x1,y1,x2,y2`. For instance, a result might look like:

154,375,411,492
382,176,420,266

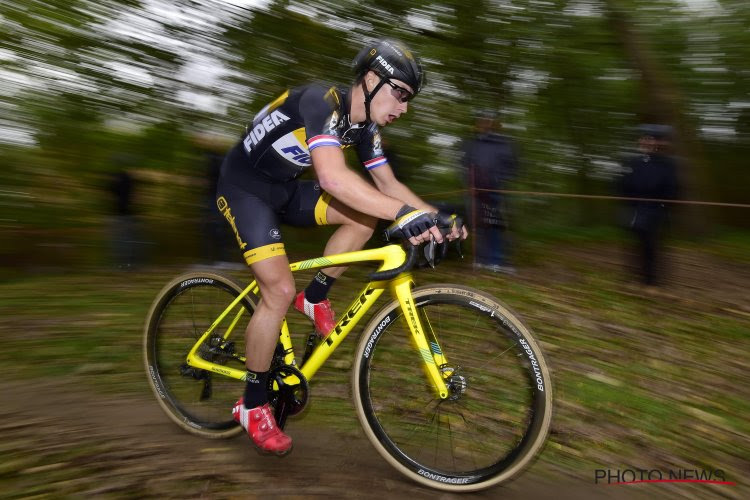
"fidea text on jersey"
243,110,291,153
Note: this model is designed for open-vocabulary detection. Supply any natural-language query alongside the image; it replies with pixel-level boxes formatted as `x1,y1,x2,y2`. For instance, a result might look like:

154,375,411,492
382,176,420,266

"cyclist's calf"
244,261,296,371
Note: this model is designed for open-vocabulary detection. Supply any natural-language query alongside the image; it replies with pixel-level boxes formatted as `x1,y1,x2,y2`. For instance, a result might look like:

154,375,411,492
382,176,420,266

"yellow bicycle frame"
185,244,450,399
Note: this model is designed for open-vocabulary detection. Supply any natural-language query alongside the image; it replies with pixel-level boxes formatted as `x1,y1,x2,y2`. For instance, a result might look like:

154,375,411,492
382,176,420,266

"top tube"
288,244,412,281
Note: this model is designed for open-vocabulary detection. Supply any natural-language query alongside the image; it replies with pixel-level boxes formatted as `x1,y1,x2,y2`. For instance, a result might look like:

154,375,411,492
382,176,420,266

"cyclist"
218,39,467,454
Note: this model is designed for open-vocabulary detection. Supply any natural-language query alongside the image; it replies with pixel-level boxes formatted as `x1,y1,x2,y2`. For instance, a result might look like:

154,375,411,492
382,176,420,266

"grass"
0,236,748,495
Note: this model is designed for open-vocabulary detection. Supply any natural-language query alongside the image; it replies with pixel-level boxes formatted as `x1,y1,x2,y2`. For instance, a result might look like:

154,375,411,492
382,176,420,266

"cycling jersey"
217,83,390,266
238,83,387,182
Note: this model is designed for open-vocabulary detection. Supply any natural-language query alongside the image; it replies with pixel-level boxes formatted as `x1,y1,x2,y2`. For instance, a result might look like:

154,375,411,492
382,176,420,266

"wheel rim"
359,294,549,483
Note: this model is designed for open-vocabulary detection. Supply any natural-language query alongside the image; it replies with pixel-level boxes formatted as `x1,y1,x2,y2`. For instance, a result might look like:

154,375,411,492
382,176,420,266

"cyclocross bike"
144,234,553,492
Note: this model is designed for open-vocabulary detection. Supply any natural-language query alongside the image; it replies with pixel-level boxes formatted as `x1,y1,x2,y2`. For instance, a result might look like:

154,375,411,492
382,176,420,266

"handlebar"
368,244,419,281
368,221,463,281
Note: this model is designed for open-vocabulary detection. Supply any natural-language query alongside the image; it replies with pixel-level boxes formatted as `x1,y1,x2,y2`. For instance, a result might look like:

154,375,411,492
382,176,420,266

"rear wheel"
144,272,253,438
353,285,552,492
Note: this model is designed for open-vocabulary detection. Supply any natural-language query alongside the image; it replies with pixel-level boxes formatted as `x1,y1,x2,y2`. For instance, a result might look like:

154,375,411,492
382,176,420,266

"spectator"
107,156,140,269
616,124,680,287
460,110,519,273
199,147,237,267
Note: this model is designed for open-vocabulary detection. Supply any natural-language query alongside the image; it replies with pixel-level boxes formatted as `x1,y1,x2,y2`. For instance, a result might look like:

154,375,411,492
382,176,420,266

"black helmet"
353,39,425,95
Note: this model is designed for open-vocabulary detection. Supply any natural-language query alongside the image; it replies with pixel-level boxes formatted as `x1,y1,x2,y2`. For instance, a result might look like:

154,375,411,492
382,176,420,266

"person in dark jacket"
200,147,237,266
461,110,519,273
617,124,680,286
107,155,140,269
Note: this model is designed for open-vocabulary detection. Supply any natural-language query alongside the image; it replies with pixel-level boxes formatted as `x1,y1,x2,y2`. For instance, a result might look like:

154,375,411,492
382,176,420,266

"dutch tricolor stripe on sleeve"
364,156,387,170
307,135,341,151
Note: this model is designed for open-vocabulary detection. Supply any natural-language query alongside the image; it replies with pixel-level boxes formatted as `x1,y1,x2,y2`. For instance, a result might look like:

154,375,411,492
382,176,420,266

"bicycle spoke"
447,408,457,472
488,341,518,364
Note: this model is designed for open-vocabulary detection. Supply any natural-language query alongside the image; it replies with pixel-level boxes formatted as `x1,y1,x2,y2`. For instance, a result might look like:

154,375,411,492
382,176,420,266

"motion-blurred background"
2,0,749,271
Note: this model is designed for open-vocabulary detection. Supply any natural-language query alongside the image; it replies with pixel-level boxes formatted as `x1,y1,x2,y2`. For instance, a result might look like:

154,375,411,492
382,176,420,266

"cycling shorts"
216,143,332,266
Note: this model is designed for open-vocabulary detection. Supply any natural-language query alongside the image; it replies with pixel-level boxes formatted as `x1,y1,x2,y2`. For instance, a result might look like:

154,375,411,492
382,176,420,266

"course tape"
420,188,750,209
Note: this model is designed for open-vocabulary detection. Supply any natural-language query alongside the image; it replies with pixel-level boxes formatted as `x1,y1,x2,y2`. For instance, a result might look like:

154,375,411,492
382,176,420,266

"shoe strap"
258,405,276,430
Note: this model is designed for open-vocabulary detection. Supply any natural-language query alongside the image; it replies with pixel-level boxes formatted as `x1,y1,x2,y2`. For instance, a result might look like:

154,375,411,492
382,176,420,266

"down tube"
300,284,385,381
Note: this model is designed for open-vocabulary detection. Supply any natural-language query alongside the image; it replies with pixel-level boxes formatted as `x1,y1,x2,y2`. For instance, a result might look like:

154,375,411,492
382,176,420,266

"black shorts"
216,144,331,265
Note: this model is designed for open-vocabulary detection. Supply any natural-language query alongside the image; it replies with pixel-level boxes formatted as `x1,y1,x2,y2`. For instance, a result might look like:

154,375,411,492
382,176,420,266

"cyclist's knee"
258,276,295,312
251,257,295,312
327,200,377,236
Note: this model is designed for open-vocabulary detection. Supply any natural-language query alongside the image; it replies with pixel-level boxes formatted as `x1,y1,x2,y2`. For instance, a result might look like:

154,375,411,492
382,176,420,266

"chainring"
267,364,309,429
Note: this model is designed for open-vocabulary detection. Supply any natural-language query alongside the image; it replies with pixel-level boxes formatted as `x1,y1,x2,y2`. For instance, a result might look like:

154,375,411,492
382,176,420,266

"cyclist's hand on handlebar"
388,205,443,246
435,212,469,241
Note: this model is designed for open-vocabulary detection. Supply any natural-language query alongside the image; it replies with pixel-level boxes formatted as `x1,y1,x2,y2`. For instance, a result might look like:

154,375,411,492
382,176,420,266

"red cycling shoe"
232,399,292,455
294,291,336,339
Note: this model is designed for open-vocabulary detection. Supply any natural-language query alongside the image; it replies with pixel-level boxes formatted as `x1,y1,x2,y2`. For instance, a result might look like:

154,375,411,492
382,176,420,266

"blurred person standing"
616,124,680,287
198,145,236,267
107,156,140,270
461,110,519,273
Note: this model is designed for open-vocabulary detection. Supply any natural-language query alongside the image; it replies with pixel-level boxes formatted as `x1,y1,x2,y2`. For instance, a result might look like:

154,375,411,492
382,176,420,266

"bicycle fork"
391,276,450,399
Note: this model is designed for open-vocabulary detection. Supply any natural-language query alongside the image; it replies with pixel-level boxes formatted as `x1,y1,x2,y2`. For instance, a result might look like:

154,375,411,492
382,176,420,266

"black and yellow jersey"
236,83,387,182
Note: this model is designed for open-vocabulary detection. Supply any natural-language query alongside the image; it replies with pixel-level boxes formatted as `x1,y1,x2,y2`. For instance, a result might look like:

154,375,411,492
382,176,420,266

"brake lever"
424,235,436,268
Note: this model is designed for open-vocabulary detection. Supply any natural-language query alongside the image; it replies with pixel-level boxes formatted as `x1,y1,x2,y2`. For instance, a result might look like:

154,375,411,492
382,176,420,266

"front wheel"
352,285,553,492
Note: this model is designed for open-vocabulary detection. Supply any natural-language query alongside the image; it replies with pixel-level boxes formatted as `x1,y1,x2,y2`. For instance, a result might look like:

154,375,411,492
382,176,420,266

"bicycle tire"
144,271,254,438
352,285,553,492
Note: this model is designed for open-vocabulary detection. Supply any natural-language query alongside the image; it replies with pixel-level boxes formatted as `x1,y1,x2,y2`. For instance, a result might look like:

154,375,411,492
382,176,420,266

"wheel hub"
441,366,467,401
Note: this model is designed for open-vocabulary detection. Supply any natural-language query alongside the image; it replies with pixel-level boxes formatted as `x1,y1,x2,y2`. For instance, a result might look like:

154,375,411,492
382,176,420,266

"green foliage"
1,0,750,268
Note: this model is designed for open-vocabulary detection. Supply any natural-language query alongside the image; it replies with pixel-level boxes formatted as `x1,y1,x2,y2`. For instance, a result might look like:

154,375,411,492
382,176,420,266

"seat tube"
391,277,449,399
278,319,296,366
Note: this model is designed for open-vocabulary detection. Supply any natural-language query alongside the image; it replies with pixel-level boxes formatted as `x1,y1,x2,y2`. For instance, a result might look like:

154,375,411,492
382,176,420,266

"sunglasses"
384,79,414,103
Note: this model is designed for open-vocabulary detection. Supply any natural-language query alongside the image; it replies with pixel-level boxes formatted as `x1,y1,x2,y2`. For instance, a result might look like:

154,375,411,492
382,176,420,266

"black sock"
242,369,269,408
304,271,336,303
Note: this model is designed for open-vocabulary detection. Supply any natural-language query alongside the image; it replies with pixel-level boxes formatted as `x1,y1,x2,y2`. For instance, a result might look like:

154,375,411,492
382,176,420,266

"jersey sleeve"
298,85,343,152
356,124,388,171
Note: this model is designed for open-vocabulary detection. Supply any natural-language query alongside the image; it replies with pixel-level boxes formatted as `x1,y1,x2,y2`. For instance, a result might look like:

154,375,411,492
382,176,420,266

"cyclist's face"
368,74,413,127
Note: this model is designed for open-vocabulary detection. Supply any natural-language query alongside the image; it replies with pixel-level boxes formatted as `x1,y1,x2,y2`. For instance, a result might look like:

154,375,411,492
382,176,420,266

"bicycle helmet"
352,39,425,122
